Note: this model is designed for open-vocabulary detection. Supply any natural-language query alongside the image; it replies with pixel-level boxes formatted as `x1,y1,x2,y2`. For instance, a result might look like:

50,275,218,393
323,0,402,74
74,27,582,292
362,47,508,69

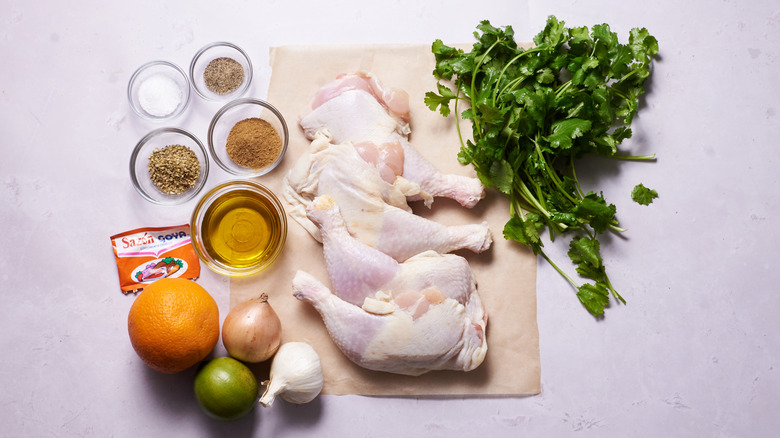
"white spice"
138,74,182,117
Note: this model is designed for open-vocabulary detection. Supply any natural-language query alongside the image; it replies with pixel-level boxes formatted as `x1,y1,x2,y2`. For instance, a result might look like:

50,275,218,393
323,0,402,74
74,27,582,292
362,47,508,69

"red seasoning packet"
110,224,201,294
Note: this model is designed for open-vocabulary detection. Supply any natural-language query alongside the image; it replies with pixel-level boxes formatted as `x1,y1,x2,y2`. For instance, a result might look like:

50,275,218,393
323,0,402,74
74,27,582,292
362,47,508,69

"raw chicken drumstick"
284,132,492,262
307,195,485,308
292,196,488,376
299,72,485,209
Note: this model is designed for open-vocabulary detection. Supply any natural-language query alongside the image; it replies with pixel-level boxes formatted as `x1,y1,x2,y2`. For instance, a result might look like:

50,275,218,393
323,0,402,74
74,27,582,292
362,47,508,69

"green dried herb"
148,144,200,195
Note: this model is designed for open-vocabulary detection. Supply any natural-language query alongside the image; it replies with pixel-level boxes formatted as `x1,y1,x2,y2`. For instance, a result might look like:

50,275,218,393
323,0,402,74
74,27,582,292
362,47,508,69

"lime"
194,357,259,421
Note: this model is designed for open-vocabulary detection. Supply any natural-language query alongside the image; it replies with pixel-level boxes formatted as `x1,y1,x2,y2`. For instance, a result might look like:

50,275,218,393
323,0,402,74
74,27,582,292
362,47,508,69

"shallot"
222,293,282,363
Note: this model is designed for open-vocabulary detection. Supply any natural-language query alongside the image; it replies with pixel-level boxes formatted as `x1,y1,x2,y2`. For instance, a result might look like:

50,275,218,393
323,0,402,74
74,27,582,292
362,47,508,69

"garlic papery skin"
259,342,323,407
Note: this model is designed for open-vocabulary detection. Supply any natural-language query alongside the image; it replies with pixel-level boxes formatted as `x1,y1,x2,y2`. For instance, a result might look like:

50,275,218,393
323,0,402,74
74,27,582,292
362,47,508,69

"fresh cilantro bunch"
425,16,659,316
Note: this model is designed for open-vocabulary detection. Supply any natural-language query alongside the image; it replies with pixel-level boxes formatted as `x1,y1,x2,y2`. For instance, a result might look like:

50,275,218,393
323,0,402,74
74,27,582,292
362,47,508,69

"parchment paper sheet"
230,44,541,396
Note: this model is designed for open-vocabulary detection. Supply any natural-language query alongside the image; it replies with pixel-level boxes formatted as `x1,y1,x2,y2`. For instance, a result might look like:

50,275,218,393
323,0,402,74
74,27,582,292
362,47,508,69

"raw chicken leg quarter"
291,196,488,376
299,72,486,209
284,132,493,262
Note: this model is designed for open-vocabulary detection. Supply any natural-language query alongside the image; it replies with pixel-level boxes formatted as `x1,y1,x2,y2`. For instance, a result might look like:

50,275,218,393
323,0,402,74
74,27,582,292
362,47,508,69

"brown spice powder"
225,118,282,170
204,57,244,95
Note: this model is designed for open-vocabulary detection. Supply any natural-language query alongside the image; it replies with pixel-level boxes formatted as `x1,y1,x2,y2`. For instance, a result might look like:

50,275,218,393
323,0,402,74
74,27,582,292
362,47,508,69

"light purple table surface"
2,1,779,436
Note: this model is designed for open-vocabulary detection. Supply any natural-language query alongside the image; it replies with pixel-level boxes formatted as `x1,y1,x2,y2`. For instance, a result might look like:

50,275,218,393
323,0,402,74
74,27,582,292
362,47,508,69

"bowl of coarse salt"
128,60,191,121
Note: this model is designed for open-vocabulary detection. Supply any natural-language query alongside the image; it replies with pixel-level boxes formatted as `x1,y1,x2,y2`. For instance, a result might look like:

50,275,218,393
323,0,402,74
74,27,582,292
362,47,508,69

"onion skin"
222,293,282,363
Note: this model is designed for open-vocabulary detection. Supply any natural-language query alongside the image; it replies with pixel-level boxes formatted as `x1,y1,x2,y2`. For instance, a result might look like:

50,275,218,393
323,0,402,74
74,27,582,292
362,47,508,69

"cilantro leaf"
534,15,568,47
547,118,592,150
488,159,514,194
568,236,602,277
573,192,617,233
431,39,465,80
424,82,458,117
577,283,610,316
629,28,659,62
503,213,544,255
631,183,658,205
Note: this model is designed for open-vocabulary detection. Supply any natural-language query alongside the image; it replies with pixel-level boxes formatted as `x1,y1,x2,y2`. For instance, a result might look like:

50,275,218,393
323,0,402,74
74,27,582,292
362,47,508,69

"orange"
127,278,220,374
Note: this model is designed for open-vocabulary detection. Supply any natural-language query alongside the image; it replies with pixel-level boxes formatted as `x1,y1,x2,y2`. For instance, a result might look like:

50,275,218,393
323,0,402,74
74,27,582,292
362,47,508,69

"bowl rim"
189,41,254,101
129,127,210,205
190,179,288,277
207,97,289,177
127,60,191,121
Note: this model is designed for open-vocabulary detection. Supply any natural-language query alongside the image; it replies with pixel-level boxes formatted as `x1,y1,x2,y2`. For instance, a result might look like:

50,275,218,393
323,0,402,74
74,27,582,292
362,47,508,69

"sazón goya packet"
111,224,201,294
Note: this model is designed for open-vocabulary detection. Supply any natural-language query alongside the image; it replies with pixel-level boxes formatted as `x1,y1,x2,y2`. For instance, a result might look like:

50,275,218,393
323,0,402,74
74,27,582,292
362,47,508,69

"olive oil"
200,189,284,269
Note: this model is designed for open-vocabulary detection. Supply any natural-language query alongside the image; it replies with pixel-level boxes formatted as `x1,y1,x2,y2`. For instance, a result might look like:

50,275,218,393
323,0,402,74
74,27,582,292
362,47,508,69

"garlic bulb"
259,342,323,407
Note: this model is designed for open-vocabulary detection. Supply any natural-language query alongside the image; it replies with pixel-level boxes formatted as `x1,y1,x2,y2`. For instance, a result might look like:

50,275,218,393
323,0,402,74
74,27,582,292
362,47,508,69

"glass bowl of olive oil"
190,180,287,277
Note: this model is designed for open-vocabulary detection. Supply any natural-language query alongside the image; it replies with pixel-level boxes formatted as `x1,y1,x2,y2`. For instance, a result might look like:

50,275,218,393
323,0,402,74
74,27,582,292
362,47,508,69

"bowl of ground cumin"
207,98,289,177
130,127,210,205
190,42,253,101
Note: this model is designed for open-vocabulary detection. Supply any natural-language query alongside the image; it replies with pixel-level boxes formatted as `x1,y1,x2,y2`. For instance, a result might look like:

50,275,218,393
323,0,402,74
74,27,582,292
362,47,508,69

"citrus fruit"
194,357,259,421
127,278,219,374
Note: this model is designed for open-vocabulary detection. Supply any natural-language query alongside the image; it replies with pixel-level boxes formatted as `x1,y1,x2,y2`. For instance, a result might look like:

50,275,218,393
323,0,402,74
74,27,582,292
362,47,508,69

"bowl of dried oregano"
130,127,210,205
207,98,289,177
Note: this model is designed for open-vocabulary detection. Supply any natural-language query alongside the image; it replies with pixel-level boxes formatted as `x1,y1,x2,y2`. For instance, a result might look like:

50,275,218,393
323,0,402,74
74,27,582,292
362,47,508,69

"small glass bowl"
190,42,253,101
191,180,288,277
208,98,289,177
128,60,191,121
130,127,209,205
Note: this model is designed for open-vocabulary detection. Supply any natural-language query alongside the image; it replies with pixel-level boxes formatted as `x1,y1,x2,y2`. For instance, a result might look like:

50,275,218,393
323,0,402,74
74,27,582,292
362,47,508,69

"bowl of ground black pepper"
190,42,253,101
130,127,210,205
207,98,289,177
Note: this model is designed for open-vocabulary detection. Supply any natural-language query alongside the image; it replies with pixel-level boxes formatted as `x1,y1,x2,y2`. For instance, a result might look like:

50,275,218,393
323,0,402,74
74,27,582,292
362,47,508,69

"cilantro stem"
493,47,543,105
540,250,580,290
533,141,578,204
569,156,585,198
516,179,549,218
516,177,569,236
605,275,626,304
555,80,574,98
614,66,644,86
452,79,468,150
610,153,656,161
471,39,506,136
523,169,548,209
496,76,525,106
